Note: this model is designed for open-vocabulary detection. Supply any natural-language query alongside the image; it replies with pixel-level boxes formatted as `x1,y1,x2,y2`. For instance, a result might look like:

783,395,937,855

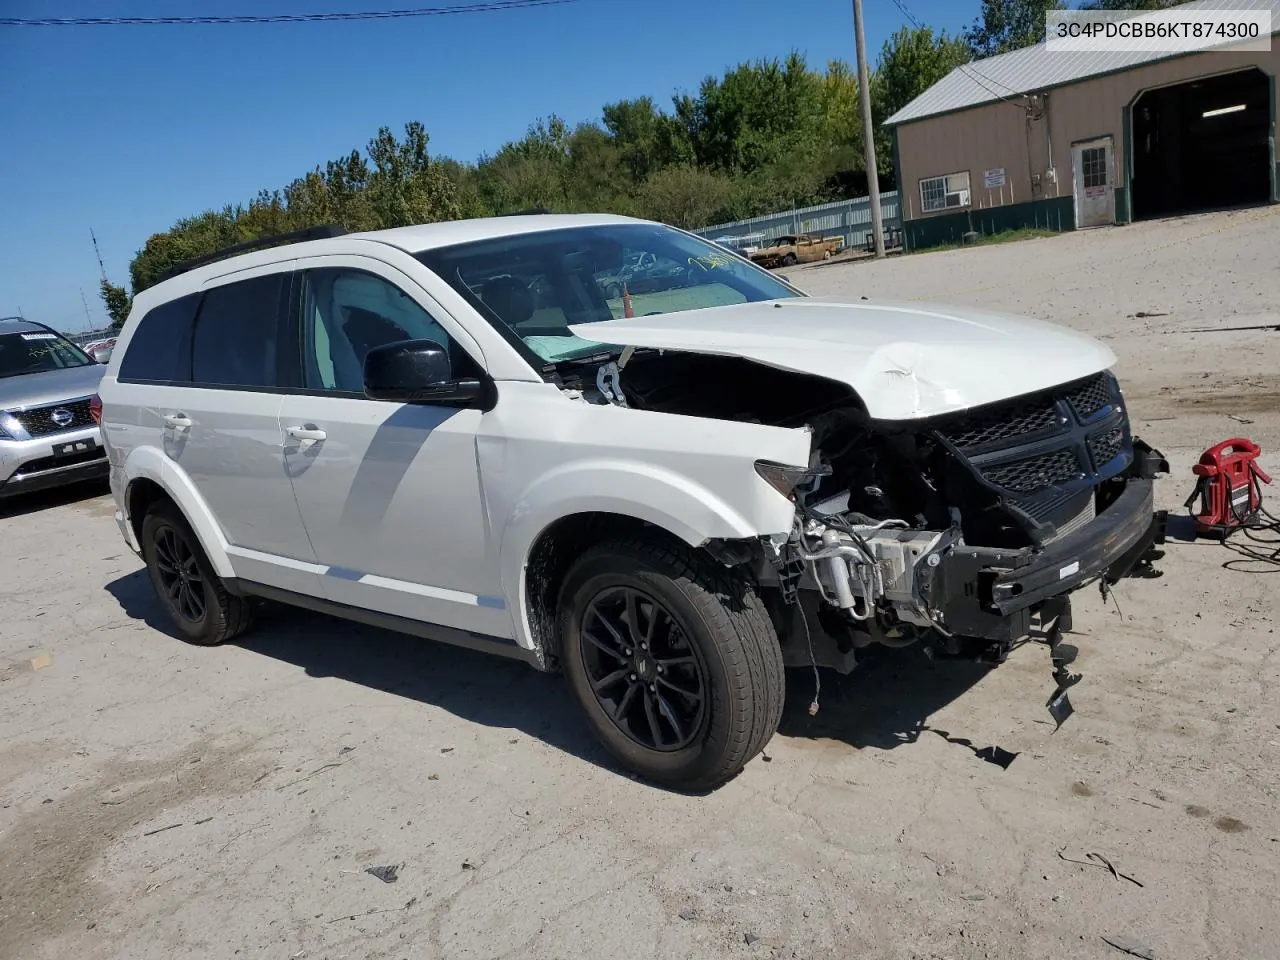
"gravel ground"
2,206,1279,960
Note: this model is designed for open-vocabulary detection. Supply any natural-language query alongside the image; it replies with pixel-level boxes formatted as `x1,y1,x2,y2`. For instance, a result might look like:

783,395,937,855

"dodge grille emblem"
51,407,74,427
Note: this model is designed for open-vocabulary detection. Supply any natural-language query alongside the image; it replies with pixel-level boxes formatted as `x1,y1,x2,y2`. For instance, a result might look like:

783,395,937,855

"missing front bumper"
926,477,1160,641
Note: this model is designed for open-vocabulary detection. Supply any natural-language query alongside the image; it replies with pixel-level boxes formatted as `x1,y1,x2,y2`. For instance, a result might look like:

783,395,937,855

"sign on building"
983,168,1006,189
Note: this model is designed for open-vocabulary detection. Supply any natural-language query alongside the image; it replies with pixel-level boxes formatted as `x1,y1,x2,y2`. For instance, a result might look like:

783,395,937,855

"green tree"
475,116,573,213
874,26,971,122
965,0,1066,57
602,97,692,181
636,166,733,230
132,48,985,288
677,52,824,175
100,279,131,331
366,121,460,228
870,26,971,182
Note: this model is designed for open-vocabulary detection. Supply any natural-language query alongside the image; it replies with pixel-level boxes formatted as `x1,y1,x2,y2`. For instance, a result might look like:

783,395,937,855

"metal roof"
885,0,1280,126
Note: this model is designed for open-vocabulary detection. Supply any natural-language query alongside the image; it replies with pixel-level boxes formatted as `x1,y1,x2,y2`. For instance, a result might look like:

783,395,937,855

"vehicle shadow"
104,569,612,772
105,569,996,779
777,646,993,750
0,478,110,519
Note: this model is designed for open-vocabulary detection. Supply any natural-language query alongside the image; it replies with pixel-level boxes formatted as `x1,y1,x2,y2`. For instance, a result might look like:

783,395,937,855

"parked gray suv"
0,317,108,499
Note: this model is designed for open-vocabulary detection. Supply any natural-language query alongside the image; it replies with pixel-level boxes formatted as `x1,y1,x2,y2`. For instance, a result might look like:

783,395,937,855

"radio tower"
80,287,95,332
91,228,108,282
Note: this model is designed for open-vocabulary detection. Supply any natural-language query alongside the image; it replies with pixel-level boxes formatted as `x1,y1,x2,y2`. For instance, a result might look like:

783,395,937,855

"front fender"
122,445,235,580
496,458,799,652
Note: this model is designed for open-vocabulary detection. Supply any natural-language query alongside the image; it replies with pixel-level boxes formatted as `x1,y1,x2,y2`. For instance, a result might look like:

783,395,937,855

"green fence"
903,197,1076,252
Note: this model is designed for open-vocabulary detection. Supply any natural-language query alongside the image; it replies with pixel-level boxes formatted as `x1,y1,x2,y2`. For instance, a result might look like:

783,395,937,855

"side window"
191,274,286,388
118,293,200,383
298,268,478,394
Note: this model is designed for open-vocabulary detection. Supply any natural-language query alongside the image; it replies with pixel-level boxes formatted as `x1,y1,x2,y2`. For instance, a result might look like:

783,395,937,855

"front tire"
141,502,253,646
557,537,784,791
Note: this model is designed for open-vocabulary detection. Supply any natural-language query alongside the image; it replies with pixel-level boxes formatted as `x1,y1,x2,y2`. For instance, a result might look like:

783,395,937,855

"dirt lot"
3,207,1279,960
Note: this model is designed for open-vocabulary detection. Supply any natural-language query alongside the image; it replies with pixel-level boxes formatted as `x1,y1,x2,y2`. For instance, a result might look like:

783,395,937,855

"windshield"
0,330,95,379
416,222,802,365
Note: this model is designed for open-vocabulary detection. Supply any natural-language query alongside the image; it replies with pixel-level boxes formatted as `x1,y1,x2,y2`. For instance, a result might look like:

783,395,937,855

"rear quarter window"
191,274,287,389
118,293,201,383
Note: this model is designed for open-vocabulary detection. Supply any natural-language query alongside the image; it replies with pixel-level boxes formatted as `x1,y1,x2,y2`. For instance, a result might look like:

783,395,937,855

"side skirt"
225,579,548,670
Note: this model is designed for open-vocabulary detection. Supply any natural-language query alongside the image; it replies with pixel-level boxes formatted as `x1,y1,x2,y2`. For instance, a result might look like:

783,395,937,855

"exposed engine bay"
552,349,1169,673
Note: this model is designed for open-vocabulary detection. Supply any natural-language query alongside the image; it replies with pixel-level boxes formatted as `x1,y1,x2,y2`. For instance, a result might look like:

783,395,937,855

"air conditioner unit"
945,189,970,208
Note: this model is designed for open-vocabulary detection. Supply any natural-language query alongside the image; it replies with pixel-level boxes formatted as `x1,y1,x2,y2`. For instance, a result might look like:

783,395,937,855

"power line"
887,0,1029,106
0,0,575,28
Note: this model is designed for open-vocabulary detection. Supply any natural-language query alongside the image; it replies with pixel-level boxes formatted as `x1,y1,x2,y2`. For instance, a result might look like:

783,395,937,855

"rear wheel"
557,537,784,791
141,502,253,646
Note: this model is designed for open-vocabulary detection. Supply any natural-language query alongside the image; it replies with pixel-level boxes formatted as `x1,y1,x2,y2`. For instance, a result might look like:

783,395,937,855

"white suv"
99,214,1167,790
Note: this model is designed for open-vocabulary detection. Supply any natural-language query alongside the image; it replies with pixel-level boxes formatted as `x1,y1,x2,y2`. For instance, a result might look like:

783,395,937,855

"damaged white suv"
99,215,1167,790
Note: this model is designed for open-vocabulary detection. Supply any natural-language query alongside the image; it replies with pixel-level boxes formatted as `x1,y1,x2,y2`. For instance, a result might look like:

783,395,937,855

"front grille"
937,395,1062,451
983,448,1084,494
12,399,95,437
1088,426,1125,470
936,372,1131,510
1065,373,1112,421
14,445,106,477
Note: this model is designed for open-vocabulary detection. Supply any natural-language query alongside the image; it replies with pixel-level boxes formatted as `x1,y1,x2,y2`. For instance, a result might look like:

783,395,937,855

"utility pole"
853,0,885,258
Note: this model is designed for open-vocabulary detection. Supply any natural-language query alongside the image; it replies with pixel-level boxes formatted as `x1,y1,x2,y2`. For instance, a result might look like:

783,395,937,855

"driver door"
276,259,512,638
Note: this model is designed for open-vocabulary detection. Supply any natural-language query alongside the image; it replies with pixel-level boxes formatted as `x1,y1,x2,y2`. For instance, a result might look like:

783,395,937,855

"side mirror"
363,339,487,406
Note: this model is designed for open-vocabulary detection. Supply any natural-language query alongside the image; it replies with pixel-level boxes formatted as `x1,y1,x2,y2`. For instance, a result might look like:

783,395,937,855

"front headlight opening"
754,459,830,501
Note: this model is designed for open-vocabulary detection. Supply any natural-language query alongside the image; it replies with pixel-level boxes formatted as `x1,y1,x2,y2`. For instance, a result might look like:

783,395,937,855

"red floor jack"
1184,438,1272,539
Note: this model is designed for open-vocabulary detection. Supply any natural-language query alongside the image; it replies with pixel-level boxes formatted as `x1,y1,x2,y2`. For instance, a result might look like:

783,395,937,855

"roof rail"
497,208,552,217
160,223,347,282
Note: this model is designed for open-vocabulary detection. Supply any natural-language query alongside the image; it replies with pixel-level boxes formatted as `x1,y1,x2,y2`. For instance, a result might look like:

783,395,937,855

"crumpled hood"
569,297,1117,421
0,363,105,412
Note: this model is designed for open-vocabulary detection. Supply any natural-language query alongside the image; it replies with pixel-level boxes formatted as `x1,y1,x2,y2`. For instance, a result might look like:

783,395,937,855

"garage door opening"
1131,68,1273,221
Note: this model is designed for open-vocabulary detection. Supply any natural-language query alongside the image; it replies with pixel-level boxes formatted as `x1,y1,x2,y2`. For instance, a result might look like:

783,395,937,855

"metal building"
884,0,1279,250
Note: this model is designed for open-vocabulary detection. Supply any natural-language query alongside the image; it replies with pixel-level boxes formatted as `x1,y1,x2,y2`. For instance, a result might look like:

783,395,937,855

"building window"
919,171,971,213
1081,147,1107,188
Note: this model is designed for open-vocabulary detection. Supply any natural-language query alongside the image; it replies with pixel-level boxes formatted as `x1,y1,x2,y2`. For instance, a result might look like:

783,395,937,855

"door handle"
163,413,193,430
285,425,327,442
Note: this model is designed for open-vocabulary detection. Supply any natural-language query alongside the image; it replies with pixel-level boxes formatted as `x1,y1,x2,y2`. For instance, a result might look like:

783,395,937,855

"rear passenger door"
276,260,511,638
166,269,323,594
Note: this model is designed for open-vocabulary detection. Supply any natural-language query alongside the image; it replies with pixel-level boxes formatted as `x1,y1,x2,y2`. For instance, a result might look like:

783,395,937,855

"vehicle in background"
82,338,117,364
0,318,107,499
750,233,844,269
710,233,765,258
599,251,694,299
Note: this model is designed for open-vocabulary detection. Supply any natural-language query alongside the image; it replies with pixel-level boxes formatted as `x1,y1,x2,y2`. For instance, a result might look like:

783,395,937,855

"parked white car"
82,338,117,364
97,214,1167,789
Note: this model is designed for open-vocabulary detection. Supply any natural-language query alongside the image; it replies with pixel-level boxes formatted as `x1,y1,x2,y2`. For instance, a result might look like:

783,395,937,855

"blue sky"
0,0,971,333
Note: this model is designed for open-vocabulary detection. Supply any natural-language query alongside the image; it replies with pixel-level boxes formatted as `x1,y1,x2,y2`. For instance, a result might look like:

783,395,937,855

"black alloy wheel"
557,537,785,791
578,586,707,752
152,523,207,624
141,501,254,646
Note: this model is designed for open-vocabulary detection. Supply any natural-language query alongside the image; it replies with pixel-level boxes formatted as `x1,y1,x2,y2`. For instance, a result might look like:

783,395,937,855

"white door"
167,270,323,596
278,262,512,638
1072,137,1115,228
